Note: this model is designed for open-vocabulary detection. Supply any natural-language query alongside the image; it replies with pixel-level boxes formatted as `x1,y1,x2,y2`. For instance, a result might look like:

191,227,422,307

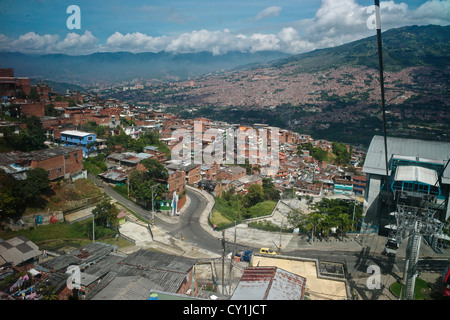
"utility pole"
222,230,227,295
279,218,283,251
234,220,237,255
150,183,160,222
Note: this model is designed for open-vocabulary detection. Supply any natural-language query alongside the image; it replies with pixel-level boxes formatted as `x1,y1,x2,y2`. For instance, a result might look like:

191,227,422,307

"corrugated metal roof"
394,166,438,186
87,249,197,299
231,267,306,300
0,236,41,266
363,135,450,183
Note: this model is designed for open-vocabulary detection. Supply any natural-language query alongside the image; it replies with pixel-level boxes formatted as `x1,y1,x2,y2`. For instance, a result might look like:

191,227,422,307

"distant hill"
30,78,86,94
271,25,450,72
0,50,290,85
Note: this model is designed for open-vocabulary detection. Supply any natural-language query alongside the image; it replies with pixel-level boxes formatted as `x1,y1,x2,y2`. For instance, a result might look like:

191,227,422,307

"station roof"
394,166,438,186
363,136,450,184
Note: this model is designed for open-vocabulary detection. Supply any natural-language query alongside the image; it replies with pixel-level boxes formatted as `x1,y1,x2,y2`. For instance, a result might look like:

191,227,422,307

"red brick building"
0,68,31,97
19,101,45,118
167,169,186,196
216,165,246,181
0,146,84,181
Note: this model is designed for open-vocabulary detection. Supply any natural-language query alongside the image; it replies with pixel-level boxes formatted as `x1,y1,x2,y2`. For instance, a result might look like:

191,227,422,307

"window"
57,168,62,174
74,153,78,158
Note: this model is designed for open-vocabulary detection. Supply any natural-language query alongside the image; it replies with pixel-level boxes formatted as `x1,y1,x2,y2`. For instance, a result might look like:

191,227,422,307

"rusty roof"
231,266,306,300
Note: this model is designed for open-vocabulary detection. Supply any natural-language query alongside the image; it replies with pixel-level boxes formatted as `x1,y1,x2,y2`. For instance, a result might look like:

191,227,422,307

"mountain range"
0,50,290,85
0,25,449,86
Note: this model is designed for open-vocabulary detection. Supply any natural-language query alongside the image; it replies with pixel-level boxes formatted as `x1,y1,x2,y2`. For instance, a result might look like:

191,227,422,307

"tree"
25,167,50,193
45,104,62,117
28,87,40,101
286,208,306,230
332,142,351,165
20,167,50,208
12,116,47,152
262,178,280,201
141,158,169,182
0,172,24,222
92,200,119,227
129,170,166,206
308,198,361,237
243,184,264,208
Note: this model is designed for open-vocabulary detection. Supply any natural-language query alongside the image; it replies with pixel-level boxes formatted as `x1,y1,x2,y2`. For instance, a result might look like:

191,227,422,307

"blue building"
60,130,96,157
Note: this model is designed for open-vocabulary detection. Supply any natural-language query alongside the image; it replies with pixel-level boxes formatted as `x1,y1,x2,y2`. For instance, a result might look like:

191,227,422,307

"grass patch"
24,178,102,214
210,209,232,229
246,201,277,218
0,220,133,250
390,278,431,300
213,197,277,229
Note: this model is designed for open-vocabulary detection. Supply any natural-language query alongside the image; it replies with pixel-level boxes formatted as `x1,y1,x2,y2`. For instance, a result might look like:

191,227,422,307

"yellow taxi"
259,248,277,255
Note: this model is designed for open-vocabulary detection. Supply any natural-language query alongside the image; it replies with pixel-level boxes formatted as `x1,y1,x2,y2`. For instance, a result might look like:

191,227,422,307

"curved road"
88,174,222,254
166,189,223,254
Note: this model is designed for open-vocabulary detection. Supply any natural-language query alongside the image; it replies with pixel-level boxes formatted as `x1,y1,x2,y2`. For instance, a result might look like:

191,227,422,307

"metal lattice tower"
389,204,444,300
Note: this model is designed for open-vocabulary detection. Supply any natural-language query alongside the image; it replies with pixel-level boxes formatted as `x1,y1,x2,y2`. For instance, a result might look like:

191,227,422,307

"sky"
0,0,449,55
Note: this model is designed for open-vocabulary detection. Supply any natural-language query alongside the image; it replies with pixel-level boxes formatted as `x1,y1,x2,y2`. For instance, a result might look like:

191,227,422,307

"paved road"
88,173,223,254
167,188,223,254
88,173,171,228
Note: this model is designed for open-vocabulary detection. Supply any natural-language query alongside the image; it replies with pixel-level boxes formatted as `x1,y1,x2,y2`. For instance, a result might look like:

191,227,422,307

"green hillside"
272,25,450,72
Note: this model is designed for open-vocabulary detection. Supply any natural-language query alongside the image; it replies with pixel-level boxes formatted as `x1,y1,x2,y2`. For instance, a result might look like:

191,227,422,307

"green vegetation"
297,142,328,162
212,184,278,228
0,167,50,222
1,116,47,152
83,154,108,175
45,103,63,117
390,278,431,300
0,220,130,251
287,198,363,238
128,158,168,208
272,25,450,72
248,220,292,233
106,130,170,157
0,177,101,224
81,121,107,138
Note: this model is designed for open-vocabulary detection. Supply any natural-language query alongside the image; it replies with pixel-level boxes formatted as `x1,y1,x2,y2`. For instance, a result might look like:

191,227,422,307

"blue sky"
0,0,448,55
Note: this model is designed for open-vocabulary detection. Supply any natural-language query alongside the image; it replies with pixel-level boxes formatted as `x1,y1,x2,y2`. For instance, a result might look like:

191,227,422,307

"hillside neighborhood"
1,67,449,302
0,68,371,300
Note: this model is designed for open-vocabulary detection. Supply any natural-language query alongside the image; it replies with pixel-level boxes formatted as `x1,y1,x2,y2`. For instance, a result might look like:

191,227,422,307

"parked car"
383,237,399,256
259,248,277,255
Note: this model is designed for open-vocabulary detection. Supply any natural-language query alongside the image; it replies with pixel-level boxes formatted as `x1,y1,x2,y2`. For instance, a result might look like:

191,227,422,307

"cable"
374,0,391,226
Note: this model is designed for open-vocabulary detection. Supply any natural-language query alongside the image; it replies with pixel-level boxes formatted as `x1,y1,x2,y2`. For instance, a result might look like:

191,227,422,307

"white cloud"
55,31,99,54
103,32,169,53
412,0,450,24
9,32,59,54
299,0,450,51
254,6,282,21
1,1,449,56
